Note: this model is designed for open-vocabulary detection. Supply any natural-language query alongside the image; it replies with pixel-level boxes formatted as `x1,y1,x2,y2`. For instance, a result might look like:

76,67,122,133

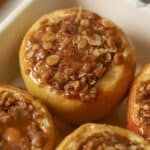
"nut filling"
137,80,150,138
24,8,125,102
0,90,49,150
78,132,144,150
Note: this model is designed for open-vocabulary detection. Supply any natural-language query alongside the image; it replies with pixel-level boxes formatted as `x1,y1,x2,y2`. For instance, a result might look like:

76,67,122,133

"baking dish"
0,0,150,143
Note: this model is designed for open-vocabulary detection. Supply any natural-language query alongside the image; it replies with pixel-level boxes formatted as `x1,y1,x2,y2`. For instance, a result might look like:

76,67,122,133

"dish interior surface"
0,0,150,144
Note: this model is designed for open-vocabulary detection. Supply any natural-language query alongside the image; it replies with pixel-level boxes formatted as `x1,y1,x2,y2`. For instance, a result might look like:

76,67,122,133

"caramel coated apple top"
24,8,125,102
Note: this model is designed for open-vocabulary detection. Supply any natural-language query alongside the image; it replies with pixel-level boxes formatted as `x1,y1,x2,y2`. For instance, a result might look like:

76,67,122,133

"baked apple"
20,7,135,123
56,123,150,150
127,64,150,140
0,84,55,150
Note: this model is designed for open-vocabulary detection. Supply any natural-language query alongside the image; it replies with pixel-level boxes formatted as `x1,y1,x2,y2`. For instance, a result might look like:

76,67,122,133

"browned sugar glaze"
24,8,124,102
137,80,150,139
0,90,49,150
78,131,144,150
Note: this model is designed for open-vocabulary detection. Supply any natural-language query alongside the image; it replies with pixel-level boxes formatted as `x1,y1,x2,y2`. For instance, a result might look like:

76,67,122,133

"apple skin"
127,64,150,139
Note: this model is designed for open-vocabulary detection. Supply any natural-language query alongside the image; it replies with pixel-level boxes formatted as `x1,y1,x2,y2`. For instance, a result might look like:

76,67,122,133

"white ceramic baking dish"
0,0,150,132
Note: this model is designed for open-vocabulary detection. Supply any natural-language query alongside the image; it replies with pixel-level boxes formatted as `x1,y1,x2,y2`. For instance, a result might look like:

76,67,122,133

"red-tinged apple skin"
127,74,142,136
127,64,150,139
127,110,143,136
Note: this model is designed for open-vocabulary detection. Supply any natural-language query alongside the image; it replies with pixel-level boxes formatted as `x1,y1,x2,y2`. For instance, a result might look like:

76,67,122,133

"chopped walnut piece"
80,19,89,27
101,18,115,28
142,104,149,111
34,31,44,41
105,53,112,63
40,18,49,25
64,80,80,92
1,91,9,100
42,42,53,50
89,80,96,86
42,32,55,42
93,49,101,58
26,51,35,60
46,55,60,66
88,34,102,46
32,44,39,50
82,61,95,73
94,48,109,56
79,72,86,78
